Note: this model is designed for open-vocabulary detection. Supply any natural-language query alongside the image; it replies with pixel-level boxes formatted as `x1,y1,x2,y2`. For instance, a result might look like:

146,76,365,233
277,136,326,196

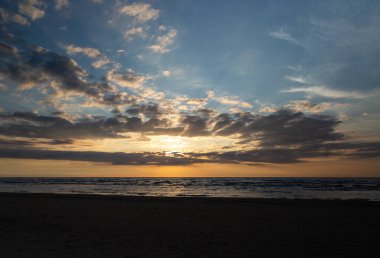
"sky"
0,0,379,177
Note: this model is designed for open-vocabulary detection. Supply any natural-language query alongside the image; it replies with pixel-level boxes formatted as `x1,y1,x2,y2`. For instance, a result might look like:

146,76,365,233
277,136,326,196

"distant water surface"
0,178,379,200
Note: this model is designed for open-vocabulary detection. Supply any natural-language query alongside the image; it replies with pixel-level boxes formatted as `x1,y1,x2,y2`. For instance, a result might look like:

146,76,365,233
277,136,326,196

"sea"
0,177,380,200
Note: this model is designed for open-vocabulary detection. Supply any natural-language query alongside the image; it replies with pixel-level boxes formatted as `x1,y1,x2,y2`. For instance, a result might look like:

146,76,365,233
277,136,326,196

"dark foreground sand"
0,193,379,258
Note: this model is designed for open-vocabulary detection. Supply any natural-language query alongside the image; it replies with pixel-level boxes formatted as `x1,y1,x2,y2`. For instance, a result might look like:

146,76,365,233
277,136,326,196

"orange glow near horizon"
0,158,379,178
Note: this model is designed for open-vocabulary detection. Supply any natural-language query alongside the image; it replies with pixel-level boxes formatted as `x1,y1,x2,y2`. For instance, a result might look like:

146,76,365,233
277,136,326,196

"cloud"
100,92,138,106
0,110,176,142
216,96,252,108
287,64,303,72
64,44,110,68
0,8,29,26
0,111,127,140
285,75,310,84
91,59,110,69
181,115,210,137
162,70,171,77
0,35,362,153
125,103,162,118
0,148,201,165
0,37,128,105
0,137,74,148
259,106,277,113
0,43,16,64
18,0,45,21
284,100,347,113
1,108,379,165
1,45,86,91
0,83,7,91
211,109,344,147
148,29,177,53
185,98,206,106
207,91,252,109
198,140,380,164
65,45,101,58
283,86,375,99
106,69,145,89
119,3,159,23
139,87,165,100
0,140,379,165
269,28,303,47
55,0,69,10
124,27,146,41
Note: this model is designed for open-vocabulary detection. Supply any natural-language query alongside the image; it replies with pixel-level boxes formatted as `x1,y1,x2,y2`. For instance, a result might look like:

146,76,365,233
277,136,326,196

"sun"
155,136,187,153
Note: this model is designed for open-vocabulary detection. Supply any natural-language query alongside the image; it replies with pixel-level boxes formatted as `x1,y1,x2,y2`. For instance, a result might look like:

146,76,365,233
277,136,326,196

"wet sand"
0,193,379,257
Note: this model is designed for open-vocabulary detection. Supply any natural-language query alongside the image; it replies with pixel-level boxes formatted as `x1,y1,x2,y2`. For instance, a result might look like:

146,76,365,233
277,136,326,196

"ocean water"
0,177,379,200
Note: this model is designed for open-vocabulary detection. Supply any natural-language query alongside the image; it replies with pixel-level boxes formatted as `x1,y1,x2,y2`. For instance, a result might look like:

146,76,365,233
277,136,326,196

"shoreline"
0,191,379,202
1,192,379,257
1,191,380,203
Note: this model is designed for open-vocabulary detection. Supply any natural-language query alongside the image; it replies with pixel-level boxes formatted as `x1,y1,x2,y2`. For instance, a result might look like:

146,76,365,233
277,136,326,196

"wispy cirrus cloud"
287,64,303,72
282,86,376,99
269,28,304,47
215,96,252,109
285,75,310,84
207,91,252,109
284,100,347,113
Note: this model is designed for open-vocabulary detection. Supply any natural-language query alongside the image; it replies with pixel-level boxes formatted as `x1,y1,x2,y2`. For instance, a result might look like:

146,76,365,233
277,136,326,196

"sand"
0,193,379,257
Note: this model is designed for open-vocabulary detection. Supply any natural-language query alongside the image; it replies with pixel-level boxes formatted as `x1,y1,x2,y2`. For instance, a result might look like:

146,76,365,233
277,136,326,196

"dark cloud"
213,112,255,136
191,141,380,164
199,149,302,164
49,139,74,145
0,148,202,165
0,110,379,165
106,69,145,89
211,109,343,147
0,138,34,147
0,42,18,56
0,111,177,140
0,112,125,139
101,93,137,106
126,103,162,118
181,115,209,137
0,35,130,105
1,111,71,125
0,137,74,148
0,108,373,164
242,109,344,147
211,113,233,132
0,139,379,165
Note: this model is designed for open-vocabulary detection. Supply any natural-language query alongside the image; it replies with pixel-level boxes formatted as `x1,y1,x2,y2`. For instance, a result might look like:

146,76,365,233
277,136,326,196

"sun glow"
69,134,236,153
154,136,187,153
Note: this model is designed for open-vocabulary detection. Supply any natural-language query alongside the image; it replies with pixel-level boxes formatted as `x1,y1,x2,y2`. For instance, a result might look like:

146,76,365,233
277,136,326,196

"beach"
0,193,379,257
